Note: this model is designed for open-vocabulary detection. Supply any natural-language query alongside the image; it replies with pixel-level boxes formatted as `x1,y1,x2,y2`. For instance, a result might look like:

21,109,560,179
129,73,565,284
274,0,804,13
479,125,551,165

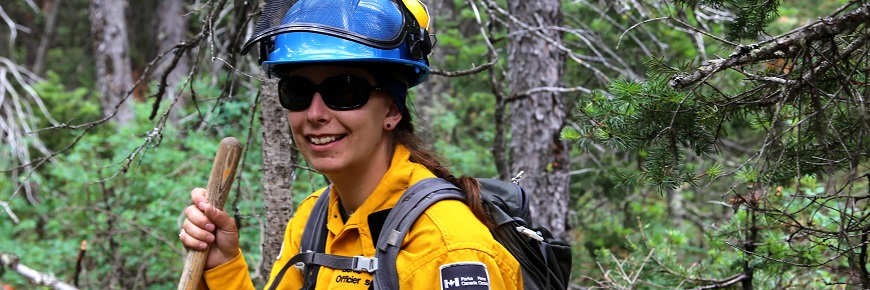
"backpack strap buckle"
516,226,545,242
351,256,379,273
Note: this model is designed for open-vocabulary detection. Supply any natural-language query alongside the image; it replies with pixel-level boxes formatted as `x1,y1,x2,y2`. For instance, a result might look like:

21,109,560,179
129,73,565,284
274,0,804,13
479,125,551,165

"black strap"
298,187,332,290
288,252,379,273
267,187,332,290
372,178,464,290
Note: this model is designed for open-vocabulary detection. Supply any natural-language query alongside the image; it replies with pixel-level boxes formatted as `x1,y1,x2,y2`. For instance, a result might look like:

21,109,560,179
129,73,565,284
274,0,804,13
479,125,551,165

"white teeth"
310,136,338,145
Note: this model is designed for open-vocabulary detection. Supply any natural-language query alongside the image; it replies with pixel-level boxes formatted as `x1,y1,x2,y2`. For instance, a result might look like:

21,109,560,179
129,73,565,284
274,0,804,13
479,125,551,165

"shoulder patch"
439,262,490,290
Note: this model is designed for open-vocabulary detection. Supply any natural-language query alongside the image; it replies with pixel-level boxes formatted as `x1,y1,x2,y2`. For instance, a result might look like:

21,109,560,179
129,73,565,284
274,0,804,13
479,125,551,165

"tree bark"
506,1,570,237
259,74,298,280
89,0,135,125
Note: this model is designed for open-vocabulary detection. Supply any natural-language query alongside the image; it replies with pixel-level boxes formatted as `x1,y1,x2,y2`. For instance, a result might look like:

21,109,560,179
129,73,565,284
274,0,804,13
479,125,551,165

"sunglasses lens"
278,77,314,111
277,75,375,111
320,76,372,110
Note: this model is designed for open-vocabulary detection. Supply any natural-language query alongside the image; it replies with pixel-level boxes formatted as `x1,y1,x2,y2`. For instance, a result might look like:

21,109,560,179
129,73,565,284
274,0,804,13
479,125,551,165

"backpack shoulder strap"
373,178,465,290
268,187,332,290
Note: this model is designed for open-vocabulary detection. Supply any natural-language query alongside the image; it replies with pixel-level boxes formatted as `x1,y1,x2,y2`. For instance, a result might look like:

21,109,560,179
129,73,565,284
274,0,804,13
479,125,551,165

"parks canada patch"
439,262,490,290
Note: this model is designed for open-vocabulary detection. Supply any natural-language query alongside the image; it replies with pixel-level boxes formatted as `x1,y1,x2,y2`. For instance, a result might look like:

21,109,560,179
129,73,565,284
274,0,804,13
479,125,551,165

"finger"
182,218,215,242
180,233,209,250
178,228,207,250
190,188,207,204
197,201,236,231
184,204,215,231
181,219,213,250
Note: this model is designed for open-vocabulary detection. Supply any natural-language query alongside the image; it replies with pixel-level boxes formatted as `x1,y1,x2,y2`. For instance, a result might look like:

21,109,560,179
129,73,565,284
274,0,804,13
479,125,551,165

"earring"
386,123,392,129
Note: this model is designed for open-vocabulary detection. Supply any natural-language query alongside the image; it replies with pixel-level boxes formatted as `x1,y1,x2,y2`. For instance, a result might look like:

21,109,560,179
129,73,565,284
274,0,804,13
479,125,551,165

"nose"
306,92,330,124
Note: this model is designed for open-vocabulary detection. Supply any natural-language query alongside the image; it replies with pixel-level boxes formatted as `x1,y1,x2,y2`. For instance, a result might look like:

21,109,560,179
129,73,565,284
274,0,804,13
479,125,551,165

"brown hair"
393,108,494,228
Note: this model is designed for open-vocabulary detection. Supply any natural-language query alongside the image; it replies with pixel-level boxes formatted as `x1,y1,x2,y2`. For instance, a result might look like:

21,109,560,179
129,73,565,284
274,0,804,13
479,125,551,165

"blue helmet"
241,0,434,87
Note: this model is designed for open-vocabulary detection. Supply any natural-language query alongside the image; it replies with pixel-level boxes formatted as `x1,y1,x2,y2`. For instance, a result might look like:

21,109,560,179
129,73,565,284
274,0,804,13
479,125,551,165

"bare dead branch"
73,240,86,287
430,56,498,77
723,238,870,268
520,85,594,96
618,16,738,51
572,0,662,56
480,0,614,83
616,16,670,50
0,199,18,223
670,4,870,89
696,273,750,289
0,252,79,290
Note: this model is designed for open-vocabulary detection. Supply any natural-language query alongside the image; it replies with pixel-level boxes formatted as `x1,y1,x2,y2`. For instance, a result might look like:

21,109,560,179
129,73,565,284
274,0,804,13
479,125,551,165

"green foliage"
5,0,869,288
576,180,861,288
424,89,498,177
563,74,720,192
1,74,265,288
564,0,870,288
31,71,102,150
415,3,502,178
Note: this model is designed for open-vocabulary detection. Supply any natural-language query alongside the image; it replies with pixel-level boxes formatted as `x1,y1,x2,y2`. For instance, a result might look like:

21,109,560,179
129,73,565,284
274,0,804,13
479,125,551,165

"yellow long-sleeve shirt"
202,145,522,289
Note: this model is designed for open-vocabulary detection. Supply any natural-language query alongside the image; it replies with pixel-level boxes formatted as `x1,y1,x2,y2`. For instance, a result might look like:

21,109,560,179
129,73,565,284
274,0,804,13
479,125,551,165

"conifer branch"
670,3,870,89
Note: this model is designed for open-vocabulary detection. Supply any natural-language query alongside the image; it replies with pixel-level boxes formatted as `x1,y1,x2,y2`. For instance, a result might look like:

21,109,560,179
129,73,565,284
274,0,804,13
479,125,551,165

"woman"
180,0,522,289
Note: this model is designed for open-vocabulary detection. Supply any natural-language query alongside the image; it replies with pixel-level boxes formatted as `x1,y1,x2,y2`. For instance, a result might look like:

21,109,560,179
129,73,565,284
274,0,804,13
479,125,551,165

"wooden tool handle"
178,137,243,290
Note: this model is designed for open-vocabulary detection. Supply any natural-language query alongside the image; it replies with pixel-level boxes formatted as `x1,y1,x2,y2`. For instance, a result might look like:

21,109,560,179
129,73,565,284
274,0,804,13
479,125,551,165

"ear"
384,102,403,131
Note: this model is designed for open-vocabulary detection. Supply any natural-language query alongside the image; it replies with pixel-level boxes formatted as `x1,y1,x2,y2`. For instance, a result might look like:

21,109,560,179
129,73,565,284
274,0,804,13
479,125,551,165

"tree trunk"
259,74,298,280
90,0,135,125
155,0,191,124
667,188,685,229
506,1,569,237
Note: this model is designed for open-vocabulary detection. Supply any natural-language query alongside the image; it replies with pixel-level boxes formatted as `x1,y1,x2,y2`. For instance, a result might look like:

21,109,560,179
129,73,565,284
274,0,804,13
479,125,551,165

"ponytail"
393,110,494,228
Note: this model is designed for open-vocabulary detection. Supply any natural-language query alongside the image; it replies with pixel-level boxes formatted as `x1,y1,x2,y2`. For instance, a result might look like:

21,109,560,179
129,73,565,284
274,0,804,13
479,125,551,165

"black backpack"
269,178,572,290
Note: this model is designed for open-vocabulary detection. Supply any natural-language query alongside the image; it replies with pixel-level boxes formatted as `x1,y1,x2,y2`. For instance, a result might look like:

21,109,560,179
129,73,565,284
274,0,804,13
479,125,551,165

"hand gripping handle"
178,137,243,290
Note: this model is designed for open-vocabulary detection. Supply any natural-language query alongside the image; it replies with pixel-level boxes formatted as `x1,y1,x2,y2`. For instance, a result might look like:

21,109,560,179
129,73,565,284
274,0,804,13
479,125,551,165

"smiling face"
285,65,403,178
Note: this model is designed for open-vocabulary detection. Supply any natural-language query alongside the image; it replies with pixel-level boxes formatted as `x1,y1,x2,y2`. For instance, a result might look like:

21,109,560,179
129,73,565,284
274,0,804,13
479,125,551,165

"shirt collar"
326,144,437,238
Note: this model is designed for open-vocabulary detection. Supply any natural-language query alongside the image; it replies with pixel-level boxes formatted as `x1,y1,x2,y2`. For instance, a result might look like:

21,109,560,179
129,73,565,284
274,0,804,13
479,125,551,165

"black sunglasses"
278,75,383,111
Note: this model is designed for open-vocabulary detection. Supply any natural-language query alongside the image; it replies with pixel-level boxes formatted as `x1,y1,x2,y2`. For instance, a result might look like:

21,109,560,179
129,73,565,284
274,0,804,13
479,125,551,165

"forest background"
2,0,869,289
